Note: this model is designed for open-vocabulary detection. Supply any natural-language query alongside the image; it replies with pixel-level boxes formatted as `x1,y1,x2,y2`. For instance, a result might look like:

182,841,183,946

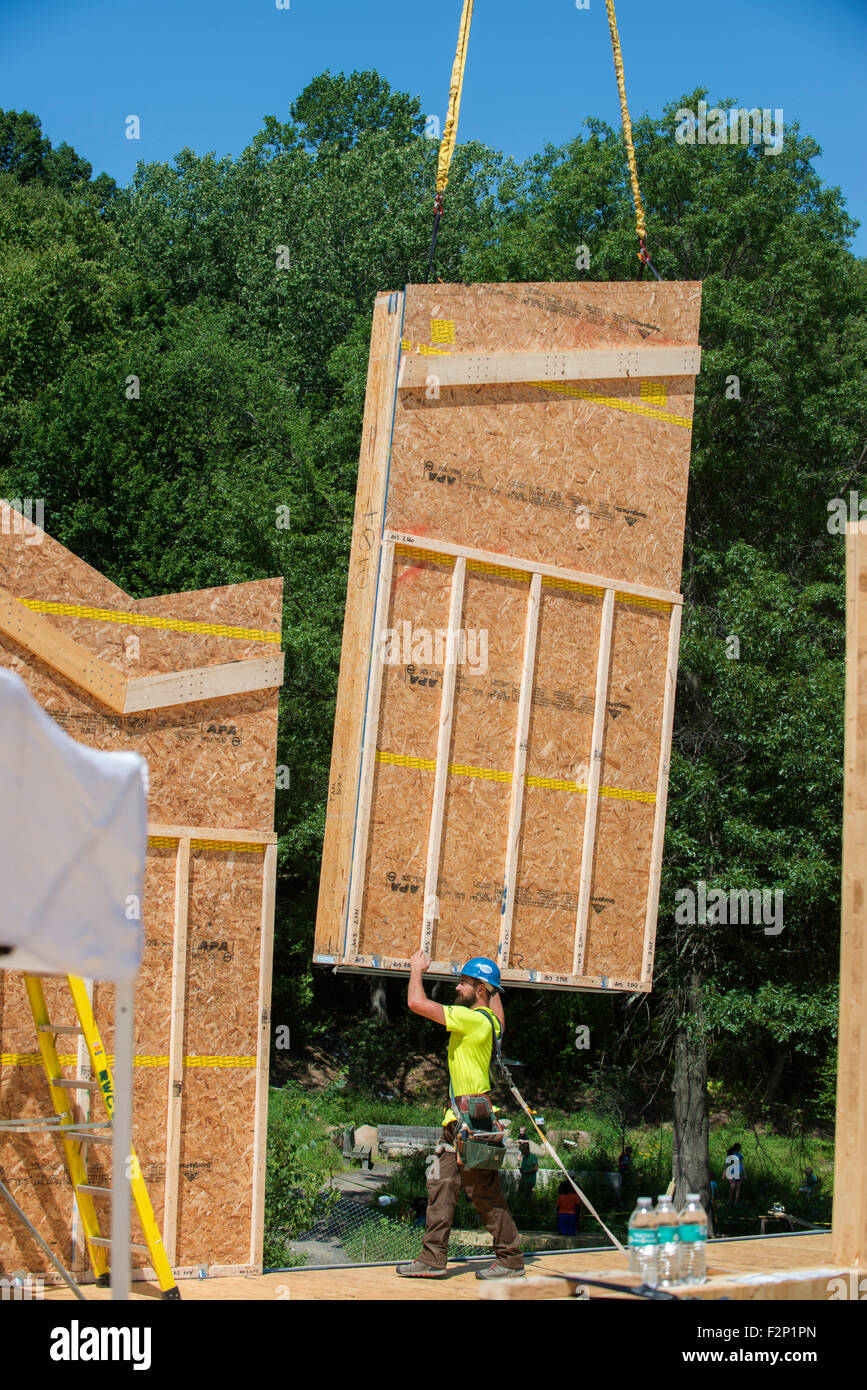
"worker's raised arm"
407,950,446,1025
489,989,505,1035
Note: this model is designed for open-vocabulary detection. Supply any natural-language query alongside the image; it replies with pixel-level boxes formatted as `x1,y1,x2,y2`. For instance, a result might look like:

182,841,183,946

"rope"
603,0,650,267
426,0,474,281
494,1051,627,1257
437,0,474,197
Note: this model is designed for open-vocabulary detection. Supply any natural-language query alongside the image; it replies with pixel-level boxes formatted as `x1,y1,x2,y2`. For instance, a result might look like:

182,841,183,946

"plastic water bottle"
627,1197,658,1285
679,1193,708,1284
655,1194,681,1287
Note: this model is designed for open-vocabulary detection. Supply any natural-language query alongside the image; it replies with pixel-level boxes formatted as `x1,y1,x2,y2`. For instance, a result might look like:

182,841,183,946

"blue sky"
1,0,865,253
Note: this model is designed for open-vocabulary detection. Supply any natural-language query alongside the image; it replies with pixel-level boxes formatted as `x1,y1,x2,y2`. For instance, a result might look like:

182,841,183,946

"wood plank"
147,824,278,845
327,954,649,992
344,541,396,959
124,654,284,713
162,836,190,1264
250,843,277,1270
41,1239,850,1302
421,556,466,959
497,573,541,971
314,292,405,962
383,531,681,607
398,344,702,390
0,584,127,712
833,524,867,1266
572,590,615,976
641,603,682,982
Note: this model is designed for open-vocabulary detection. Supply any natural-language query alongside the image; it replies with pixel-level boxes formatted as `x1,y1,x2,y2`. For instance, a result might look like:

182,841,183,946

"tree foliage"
1,77,864,1125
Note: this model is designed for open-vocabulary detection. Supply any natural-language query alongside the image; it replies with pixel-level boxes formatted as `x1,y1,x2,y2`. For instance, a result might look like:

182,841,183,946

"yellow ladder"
23,973,180,1300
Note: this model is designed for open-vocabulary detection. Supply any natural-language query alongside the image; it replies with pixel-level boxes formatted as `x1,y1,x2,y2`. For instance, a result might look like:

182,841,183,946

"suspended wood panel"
315,282,701,992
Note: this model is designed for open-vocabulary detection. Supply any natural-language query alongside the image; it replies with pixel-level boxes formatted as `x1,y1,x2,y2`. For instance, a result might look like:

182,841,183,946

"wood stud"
497,573,542,972
573,588,615,977
345,541,396,959
420,555,467,958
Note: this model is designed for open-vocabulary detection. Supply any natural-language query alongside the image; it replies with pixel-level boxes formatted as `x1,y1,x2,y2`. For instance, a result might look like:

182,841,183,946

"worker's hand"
410,950,431,975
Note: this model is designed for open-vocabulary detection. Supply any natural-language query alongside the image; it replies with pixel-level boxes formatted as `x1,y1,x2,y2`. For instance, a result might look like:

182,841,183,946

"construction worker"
396,950,525,1280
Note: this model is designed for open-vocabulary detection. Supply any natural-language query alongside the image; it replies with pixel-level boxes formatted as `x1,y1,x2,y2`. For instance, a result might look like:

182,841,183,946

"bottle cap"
686,1193,701,1202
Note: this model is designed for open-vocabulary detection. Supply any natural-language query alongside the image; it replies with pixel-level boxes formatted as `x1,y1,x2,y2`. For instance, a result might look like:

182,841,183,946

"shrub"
264,1086,340,1266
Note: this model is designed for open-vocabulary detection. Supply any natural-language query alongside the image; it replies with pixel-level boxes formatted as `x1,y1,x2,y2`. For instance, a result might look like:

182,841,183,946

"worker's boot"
396,1260,448,1278
474,1261,525,1280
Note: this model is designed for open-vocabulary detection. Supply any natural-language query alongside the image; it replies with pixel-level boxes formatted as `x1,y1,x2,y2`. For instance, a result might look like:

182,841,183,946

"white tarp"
0,668,147,981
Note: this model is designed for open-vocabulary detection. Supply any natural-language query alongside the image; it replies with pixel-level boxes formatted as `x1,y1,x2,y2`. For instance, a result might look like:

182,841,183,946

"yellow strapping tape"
147,838,266,853
394,547,671,611
430,319,457,344
2,1054,256,1067
531,380,692,428
525,775,589,792
641,382,667,405
18,599,280,643
375,751,654,802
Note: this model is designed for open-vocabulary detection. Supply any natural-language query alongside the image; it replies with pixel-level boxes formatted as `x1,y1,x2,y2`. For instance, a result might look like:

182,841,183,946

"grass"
267,1081,835,1253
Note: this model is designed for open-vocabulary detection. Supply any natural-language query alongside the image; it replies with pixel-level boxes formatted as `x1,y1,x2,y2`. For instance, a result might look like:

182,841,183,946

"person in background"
725,1143,745,1204
617,1144,633,1201
518,1139,539,1201
709,1177,719,1228
555,1180,582,1238
798,1167,818,1195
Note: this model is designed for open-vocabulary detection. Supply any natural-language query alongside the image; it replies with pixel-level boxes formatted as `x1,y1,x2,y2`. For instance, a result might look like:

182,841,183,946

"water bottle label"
628,1230,657,1246
678,1223,706,1242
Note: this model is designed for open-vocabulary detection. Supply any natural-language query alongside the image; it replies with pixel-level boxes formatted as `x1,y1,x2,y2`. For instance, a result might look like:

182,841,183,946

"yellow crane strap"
604,0,647,245
436,0,475,196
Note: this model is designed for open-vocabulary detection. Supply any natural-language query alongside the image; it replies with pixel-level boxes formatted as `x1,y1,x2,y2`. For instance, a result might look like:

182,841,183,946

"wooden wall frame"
316,282,702,994
0,585,284,714
833,523,867,1267
0,516,283,1279
332,534,681,992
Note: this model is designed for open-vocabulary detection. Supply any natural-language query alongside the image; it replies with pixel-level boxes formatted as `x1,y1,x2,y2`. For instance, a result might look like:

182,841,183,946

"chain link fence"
287,1190,487,1266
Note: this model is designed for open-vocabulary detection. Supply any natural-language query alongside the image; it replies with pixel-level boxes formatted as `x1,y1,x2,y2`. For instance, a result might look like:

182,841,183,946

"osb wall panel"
315,282,699,991
0,518,280,1276
390,282,702,594
358,575,667,982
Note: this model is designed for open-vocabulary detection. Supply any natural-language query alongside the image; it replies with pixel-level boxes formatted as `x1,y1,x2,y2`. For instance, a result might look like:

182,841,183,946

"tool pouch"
452,1093,506,1172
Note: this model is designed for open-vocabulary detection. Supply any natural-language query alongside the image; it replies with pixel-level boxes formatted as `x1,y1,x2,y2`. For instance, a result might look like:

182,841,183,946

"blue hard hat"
460,957,504,993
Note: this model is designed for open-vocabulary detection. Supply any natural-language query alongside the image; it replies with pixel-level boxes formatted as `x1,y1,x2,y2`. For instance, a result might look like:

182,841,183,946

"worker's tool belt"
450,1093,506,1172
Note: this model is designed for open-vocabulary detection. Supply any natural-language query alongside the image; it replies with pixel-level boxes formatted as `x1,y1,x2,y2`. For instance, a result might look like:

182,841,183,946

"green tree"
0,108,116,200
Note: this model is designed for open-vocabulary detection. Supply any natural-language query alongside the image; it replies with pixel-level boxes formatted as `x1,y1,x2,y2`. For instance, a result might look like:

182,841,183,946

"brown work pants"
420,1126,523,1271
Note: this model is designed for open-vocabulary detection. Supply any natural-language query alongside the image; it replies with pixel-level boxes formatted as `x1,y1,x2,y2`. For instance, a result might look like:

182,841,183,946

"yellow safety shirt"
442,1004,501,1125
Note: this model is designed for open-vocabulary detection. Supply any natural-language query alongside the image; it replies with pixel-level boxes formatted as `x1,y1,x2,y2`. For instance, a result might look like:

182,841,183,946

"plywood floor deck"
41,1232,841,1301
